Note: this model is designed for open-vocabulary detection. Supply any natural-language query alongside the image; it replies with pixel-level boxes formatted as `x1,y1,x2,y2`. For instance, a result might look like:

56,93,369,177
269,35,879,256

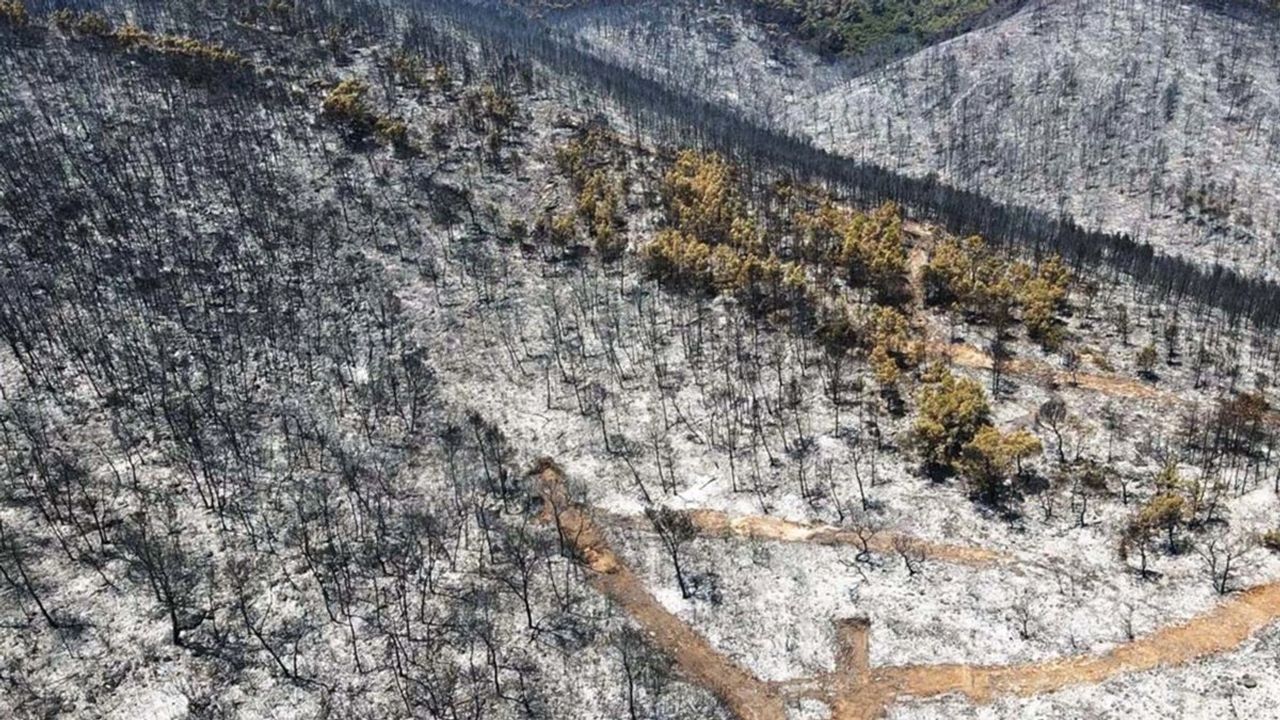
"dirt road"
934,338,1169,401
603,506,1008,567
535,463,1280,720
533,461,789,720
829,578,1280,718
683,509,1009,567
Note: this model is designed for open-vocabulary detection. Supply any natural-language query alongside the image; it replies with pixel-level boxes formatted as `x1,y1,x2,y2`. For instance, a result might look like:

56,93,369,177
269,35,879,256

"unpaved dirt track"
533,462,789,720
602,507,1008,567
836,579,1280,718
905,226,1171,404
935,340,1168,402
535,464,1280,720
683,509,1009,567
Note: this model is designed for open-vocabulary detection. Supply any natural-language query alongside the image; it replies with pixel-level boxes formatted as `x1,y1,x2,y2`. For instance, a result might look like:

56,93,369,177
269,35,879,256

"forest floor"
536,463,1280,720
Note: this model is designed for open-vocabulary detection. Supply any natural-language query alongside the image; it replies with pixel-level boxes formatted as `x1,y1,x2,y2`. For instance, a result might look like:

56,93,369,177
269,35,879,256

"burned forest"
2,1,1280,719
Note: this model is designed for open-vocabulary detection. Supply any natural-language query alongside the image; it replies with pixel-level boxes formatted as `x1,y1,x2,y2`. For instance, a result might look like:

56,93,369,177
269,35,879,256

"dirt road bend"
533,461,1280,720
532,461,789,720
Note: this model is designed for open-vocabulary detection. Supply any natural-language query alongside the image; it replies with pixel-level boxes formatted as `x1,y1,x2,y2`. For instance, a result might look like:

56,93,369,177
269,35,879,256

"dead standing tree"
645,506,696,599
117,500,211,648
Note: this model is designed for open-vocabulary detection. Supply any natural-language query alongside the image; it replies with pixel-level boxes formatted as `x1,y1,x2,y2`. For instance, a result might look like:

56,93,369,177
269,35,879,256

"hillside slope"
557,0,1280,280
3,2,1280,720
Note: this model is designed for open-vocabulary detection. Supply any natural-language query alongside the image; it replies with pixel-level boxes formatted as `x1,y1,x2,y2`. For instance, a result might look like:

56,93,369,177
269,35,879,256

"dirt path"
934,340,1169,402
601,507,1009,567
830,579,1280,718
903,226,1178,405
532,462,789,720
535,463,1280,720
682,509,1009,567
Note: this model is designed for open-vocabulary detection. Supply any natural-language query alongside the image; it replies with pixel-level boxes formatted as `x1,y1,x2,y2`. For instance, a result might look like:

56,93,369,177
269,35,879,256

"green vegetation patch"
748,0,1019,57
